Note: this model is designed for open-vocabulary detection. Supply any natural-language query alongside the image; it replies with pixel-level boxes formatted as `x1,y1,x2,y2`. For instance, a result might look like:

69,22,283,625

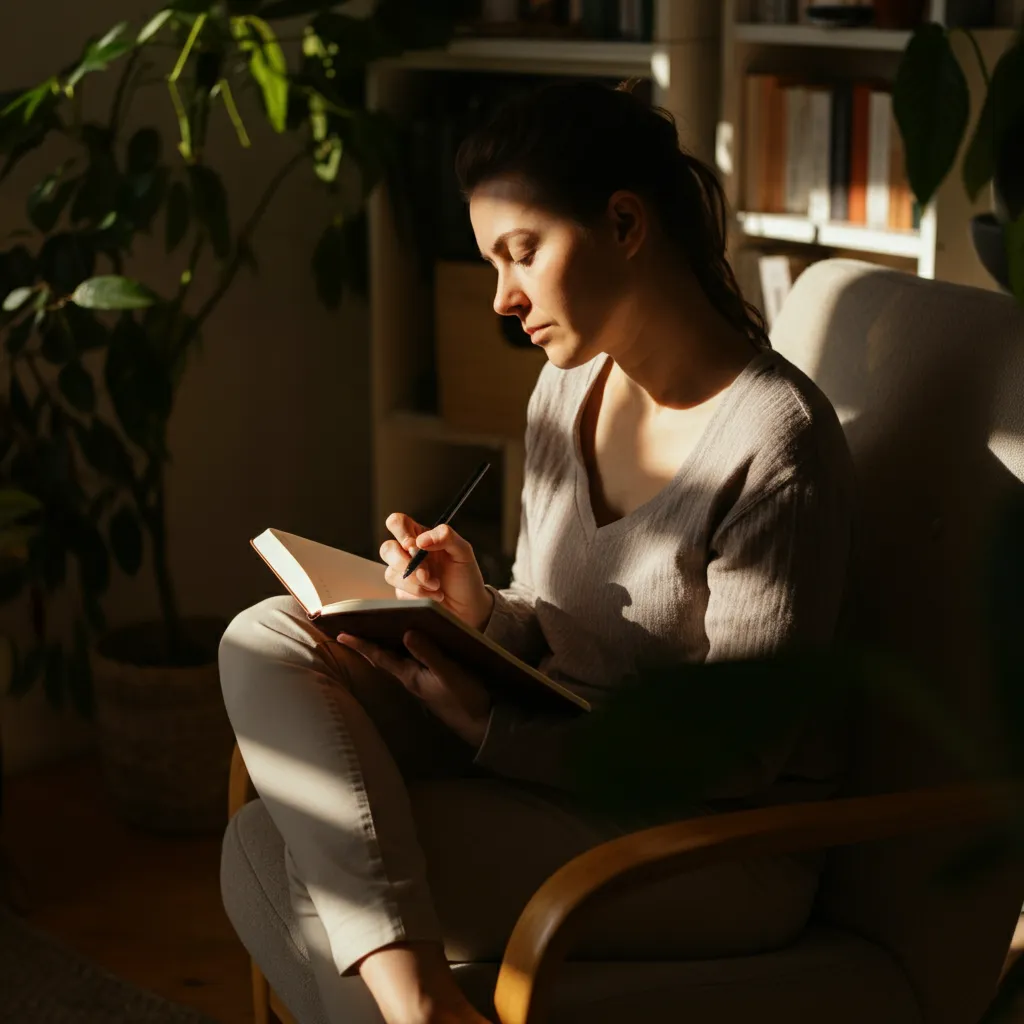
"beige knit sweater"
475,348,856,804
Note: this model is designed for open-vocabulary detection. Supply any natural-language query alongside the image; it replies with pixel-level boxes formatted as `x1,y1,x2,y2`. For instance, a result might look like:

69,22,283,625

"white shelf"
734,23,911,51
386,411,510,450
377,37,656,77
738,211,922,259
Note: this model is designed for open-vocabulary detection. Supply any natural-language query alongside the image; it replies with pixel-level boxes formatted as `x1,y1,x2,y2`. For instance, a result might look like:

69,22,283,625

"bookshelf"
719,0,1018,311
364,3,722,580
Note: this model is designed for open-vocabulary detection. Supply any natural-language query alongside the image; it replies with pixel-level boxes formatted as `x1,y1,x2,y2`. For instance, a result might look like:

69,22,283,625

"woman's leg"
219,595,487,1024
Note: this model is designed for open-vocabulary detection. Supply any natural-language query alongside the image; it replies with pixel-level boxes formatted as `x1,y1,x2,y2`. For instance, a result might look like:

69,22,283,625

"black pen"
402,460,491,580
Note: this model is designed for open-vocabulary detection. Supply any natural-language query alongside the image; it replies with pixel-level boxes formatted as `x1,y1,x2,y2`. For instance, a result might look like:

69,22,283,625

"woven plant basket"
92,616,232,834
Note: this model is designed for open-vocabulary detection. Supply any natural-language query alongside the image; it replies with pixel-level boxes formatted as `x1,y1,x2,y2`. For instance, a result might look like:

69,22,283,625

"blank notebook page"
268,529,394,610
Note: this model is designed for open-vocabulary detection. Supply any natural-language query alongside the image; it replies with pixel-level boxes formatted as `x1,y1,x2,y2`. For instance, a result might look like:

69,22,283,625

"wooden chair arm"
228,742,258,819
494,784,1008,1024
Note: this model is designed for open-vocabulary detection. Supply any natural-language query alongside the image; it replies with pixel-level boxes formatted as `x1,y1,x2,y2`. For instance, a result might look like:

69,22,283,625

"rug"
0,908,219,1023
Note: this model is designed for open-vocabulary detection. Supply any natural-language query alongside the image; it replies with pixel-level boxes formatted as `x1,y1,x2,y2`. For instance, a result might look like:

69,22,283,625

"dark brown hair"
454,79,770,351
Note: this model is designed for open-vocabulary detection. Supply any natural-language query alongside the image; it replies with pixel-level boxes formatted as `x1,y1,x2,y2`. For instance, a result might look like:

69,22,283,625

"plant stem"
180,147,306,352
953,27,991,90
147,462,183,660
109,48,141,134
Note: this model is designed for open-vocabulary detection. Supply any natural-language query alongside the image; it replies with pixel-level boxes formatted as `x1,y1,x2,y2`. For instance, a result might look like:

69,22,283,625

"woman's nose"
493,271,526,317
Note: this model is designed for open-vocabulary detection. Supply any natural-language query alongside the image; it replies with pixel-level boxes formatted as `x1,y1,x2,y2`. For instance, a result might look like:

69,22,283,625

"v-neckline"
569,350,773,542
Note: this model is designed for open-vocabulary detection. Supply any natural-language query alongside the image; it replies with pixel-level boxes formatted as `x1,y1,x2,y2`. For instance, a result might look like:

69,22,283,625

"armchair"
221,259,1024,1023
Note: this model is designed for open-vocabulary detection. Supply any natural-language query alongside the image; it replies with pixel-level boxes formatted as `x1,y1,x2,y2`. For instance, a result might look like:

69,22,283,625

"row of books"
743,74,918,232
464,0,653,40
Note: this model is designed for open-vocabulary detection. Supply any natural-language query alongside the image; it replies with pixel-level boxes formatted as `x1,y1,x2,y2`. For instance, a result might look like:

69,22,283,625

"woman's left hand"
336,631,492,748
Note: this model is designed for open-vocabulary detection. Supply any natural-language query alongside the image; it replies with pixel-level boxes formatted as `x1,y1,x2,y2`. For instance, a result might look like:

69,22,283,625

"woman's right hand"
380,513,495,632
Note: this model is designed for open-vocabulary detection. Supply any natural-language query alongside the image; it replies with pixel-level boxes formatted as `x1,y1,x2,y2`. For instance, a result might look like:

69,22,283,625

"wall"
0,0,373,773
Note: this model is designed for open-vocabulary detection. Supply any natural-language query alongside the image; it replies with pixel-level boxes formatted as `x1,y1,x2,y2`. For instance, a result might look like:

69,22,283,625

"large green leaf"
105,315,172,451
39,233,96,294
70,152,119,226
2,286,33,312
233,15,289,133
165,179,190,252
71,275,160,310
66,23,134,90
4,317,33,355
74,418,135,483
127,127,161,175
58,361,96,413
109,505,143,575
137,10,173,44
187,164,231,259
312,221,344,309
27,164,77,233
40,317,75,364
893,24,970,208
63,304,108,351
963,42,1024,202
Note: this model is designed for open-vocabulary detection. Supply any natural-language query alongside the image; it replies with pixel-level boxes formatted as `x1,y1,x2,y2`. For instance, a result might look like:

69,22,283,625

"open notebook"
251,528,589,713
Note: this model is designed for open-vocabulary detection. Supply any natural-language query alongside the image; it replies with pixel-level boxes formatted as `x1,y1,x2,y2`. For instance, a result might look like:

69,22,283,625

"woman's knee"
219,595,316,708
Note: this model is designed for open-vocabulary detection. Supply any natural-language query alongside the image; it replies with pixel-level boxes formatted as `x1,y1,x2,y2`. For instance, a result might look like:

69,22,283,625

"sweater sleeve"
475,465,852,798
700,467,852,799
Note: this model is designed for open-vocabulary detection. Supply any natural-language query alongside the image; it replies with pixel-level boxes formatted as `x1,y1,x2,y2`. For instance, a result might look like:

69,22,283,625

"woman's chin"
540,337,591,370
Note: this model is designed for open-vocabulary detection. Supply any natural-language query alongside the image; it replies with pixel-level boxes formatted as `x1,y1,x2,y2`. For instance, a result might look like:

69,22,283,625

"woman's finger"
385,512,428,555
379,538,409,569
413,523,475,565
384,565,445,601
336,634,418,686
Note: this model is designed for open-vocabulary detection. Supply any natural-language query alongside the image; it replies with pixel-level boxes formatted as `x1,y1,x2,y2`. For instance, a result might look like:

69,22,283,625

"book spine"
784,86,807,214
848,83,871,225
764,75,787,213
807,88,832,224
829,82,852,223
743,75,764,211
866,90,893,229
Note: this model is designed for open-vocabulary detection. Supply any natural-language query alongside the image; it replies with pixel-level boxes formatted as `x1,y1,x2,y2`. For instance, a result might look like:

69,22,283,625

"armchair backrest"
770,259,1024,1024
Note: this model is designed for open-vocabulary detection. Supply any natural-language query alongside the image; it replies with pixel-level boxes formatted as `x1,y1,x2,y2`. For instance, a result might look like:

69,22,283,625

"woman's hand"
380,512,494,631
337,630,492,748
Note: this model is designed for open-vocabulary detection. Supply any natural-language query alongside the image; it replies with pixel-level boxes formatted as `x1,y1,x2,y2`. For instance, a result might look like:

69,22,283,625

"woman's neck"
606,270,759,412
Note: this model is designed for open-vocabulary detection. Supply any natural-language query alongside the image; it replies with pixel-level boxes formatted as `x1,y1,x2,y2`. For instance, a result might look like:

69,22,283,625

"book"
866,90,893,229
829,82,853,223
250,528,590,714
848,83,871,225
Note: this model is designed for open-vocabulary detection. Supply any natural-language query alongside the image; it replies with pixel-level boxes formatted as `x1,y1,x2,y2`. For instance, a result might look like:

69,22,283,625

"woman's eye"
511,251,535,268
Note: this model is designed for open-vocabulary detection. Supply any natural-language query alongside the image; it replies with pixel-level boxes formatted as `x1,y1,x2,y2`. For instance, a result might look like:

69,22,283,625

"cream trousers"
219,596,821,1021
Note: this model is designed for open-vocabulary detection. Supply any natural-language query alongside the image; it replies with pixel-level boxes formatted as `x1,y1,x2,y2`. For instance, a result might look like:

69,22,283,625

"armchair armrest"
494,784,1005,1024
228,742,257,819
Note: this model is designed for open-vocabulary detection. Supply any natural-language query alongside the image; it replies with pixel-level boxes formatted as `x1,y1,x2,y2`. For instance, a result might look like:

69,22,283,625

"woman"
219,80,854,1024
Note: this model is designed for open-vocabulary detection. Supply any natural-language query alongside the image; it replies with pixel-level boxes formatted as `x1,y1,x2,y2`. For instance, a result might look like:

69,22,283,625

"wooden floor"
2,754,251,1024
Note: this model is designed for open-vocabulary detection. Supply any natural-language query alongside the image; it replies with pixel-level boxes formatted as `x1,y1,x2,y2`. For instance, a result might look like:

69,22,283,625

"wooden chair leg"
251,959,271,1024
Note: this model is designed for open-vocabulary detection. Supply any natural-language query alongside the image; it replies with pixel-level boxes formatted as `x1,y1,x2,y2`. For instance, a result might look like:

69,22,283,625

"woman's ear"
607,190,646,257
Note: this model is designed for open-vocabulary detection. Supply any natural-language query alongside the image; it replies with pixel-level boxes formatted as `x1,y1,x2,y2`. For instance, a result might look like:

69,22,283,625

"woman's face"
468,175,640,369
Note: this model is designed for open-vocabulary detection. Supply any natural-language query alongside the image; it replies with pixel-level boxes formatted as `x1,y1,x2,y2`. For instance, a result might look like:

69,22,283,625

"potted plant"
893,20,1024,300
0,0,455,832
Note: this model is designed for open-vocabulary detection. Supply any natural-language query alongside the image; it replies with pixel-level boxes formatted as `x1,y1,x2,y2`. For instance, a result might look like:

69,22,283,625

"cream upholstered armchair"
221,259,1024,1024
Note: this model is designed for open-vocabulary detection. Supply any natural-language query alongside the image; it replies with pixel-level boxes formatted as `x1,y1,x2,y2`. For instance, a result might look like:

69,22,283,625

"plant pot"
92,616,232,835
971,213,1011,292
